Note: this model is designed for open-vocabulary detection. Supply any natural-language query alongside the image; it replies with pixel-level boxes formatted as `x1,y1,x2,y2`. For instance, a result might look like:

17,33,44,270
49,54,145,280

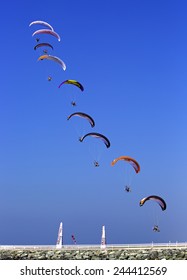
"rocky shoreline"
0,248,187,260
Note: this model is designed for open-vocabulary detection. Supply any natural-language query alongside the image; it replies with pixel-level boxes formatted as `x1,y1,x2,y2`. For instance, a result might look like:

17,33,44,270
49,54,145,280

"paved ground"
0,242,186,250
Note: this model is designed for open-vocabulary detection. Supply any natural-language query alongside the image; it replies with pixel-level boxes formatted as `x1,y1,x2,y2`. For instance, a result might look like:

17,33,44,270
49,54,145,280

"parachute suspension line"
111,156,140,190
124,163,134,188
71,92,77,107
58,80,84,107
68,115,94,143
88,141,99,162
66,92,77,107
77,127,88,143
67,89,78,107
86,140,102,166
69,119,82,140
74,125,81,141
152,203,159,227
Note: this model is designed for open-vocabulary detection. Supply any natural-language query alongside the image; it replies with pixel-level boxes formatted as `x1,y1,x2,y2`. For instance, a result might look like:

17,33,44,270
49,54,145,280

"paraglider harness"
153,225,160,232
125,186,131,192
94,161,99,167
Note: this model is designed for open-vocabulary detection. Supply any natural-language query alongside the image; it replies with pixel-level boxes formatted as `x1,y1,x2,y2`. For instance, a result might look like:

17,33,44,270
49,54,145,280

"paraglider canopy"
111,156,140,173
79,132,110,148
32,29,61,41
58,80,84,91
29,20,54,30
139,195,167,211
34,42,54,51
67,112,95,128
38,54,66,71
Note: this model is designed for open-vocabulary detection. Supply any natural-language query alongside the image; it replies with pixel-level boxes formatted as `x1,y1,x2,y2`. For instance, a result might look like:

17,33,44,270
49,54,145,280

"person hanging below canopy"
153,225,160,232
124,186,131,192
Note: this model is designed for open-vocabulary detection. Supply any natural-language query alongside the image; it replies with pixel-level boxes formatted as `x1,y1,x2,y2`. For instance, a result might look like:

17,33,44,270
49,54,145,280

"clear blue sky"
0,0,187,245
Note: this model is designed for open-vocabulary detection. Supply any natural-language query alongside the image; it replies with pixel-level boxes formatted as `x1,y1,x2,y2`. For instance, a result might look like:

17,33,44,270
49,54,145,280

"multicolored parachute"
34,43,54,51
58,80,84,91
67,112,95,127
139,195,166,211
29,20,54,30
79,132,110,148
111,156,140,173
38,55,66,70
32,29,61,41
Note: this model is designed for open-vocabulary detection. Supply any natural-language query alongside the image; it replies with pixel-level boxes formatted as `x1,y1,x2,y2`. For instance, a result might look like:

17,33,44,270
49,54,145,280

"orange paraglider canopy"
111,156,140,173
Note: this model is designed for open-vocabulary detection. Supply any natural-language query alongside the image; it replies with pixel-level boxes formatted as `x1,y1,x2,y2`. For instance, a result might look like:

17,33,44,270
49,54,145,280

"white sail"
100,225,106,249
56,222,63,249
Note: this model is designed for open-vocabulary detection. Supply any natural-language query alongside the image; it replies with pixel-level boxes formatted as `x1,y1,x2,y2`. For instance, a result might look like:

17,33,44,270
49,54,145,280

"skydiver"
48,76,52,81
153,225,160,232
36,38,40,42
71,101,76,106
94,161,99,167
43,49,48,54
125,186,131,192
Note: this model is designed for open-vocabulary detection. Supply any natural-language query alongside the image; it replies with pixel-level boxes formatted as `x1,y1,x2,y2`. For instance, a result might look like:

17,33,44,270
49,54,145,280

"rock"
0,248,187,260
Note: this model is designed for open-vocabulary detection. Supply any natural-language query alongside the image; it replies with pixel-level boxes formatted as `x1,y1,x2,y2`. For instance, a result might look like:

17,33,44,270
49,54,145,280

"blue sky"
0,0,187,245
